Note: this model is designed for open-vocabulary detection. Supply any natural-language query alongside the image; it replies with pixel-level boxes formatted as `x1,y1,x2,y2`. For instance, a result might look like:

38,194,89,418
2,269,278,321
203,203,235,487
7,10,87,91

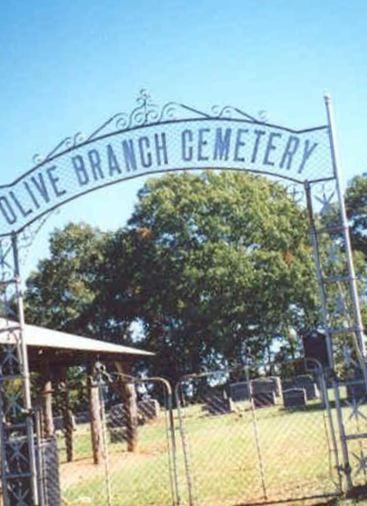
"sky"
0,0,366,277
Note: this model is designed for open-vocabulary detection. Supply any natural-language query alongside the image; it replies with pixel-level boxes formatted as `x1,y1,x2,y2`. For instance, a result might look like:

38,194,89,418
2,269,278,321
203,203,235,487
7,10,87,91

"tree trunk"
115,361,138,453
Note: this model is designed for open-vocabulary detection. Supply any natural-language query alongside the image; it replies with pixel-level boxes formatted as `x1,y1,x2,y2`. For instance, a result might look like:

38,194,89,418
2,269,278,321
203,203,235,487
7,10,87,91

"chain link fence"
29,361,353,506
175,361,341,505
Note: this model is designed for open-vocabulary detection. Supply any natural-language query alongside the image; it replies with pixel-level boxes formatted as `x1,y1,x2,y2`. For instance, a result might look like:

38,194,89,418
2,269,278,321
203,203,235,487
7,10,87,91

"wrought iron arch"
0,89,332,238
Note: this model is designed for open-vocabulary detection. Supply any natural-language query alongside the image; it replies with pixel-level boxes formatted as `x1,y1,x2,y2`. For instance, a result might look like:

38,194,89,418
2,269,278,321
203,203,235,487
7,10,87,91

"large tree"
25,223,109,337
25,172,319,381
345,174,367,260
99,172,318,380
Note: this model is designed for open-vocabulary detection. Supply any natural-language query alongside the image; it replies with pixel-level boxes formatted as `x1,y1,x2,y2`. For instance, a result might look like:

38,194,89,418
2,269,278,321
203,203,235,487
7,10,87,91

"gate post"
302,94,367,492
0,233,38,505
324,94,367,368
305,180,353,491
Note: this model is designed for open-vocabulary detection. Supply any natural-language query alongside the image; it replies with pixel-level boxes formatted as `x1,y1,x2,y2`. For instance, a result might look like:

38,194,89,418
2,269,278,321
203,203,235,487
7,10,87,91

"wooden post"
115,361,138,453
88,364,104,465
40,361,54,438
56,366,75,463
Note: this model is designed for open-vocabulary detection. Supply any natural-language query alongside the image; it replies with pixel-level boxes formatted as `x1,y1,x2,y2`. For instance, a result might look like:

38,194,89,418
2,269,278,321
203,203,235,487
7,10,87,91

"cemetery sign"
0,91,333,237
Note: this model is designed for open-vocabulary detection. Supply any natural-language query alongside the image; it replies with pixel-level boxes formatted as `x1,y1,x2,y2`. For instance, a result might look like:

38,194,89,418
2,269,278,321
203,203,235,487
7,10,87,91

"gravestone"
74,410,90,424
302,330,330,368
203,392,234,415
107,403,127,443
229,381,250,402
53,416,63,432
346,380,367,403
294,375,319,400
252,392,276,408
138,398,160,421
281,379,294,393
283,388,307,409
251,379,276,408
251,378,277,395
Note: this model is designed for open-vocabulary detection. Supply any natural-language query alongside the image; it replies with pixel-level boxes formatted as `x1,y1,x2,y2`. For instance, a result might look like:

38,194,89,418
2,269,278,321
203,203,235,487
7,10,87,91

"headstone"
251,379,276,408
281,379,294,393
53,413,76,432
229,381,250,402
293,375,319,400
107,404,127,443
251,379,276,395
283,388,307,408
252,392,276,408
203,392,234,415
74,410,90,424
302,330,330,368
346,380,367,402
138,399,160,420
53,416,64,431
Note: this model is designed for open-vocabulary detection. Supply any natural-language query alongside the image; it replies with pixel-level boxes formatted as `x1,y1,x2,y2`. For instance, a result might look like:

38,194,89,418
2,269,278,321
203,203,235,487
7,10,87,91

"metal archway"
0,91,365,504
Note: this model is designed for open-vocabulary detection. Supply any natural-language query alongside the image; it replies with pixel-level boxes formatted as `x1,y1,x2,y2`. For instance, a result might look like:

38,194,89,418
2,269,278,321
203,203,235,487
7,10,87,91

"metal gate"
32,363,367,506
175,362,342,505
35,372,178,506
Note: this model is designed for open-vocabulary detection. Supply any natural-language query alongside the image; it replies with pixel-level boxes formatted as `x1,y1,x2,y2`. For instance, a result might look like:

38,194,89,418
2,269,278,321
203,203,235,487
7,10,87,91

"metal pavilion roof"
0,318,154,358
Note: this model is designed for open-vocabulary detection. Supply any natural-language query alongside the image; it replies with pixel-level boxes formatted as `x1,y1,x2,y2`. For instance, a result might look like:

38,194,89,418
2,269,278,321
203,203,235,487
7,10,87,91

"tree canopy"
345,174,367,261
25,172,320,382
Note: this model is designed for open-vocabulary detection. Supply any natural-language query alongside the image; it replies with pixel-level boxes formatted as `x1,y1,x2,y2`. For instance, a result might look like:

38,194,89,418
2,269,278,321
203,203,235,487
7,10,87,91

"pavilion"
0,318,154,463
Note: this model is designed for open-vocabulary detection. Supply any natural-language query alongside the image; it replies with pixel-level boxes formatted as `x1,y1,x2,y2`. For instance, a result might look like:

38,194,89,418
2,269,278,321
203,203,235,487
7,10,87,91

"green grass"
57,397,367,506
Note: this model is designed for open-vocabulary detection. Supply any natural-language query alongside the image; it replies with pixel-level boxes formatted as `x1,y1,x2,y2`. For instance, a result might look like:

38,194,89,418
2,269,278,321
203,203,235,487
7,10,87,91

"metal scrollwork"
129,89,159,126
211,105,237,119
33,132,85,165
211,105,258,122
32,89,264,166
159,101,184,122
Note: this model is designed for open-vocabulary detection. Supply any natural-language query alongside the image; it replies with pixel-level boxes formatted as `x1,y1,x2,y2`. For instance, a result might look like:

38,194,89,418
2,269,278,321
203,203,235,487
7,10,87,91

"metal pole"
246,367,268,500
333,378,353,491
175,381,196,506
12,232,39,504
318,369,343,491
159,379,180,506
324,93,367,360
98,380,112,506
305,180,353,492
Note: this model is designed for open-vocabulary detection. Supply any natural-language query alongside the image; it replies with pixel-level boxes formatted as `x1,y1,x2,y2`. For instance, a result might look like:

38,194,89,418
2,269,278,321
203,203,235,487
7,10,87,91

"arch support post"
305,179,353,492
0,233,38,505
324,94,367,364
